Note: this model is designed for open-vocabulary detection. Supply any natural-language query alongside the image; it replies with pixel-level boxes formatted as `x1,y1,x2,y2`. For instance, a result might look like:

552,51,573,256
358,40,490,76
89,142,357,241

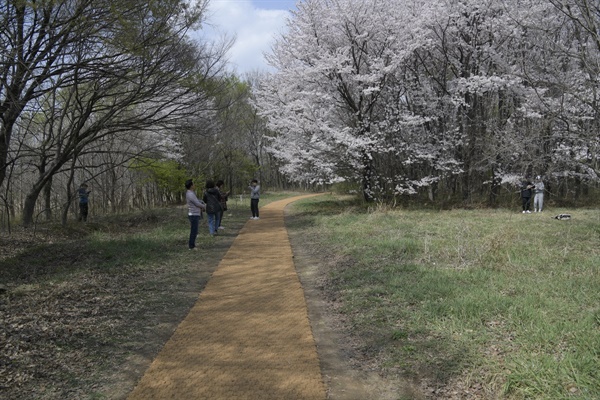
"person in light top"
533,175,545,212
185,179,206,250
249,179,260,219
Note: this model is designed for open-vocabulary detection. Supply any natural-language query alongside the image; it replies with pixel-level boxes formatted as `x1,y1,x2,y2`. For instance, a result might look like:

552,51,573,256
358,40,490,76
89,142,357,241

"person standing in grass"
533,175,545,213
203,180,222,236
216,180,229,230
78,183,91,222
185,179,206,250
520,177,534,214
249,179,260,219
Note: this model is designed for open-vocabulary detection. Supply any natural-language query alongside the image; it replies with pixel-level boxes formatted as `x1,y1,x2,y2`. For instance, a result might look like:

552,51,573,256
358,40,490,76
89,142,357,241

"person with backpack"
203,180,223,236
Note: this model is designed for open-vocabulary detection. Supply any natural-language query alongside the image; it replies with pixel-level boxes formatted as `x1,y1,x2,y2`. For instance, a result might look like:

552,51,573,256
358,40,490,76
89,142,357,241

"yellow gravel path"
128,195,326,400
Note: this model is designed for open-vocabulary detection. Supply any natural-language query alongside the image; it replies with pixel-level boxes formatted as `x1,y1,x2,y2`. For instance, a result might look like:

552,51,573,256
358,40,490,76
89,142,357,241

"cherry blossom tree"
257,0,600,204
258,0,435,200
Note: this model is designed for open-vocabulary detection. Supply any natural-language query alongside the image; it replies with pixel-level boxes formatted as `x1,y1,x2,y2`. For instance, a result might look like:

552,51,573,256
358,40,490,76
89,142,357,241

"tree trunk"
361,151,374,202
0,137,8,192
489,163,501,207
61,156,78,226
0,101,21,192
22,182,46,227
44,176,53,220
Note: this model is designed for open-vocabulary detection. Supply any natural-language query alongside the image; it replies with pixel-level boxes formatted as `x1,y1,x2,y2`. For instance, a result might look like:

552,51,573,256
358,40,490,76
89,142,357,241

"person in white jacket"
533,176,545,212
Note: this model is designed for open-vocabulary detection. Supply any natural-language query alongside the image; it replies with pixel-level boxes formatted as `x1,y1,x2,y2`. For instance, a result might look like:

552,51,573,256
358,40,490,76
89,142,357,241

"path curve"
128,194,326,400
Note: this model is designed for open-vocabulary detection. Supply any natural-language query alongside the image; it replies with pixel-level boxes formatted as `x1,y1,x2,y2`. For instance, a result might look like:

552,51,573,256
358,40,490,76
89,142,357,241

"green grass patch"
288,195,600,399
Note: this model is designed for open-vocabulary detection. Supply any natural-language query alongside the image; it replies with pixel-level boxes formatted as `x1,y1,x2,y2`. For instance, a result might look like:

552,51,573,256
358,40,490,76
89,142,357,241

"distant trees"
177,73,288,194
8,0,597,228
256,0,600,205
0,0,230,228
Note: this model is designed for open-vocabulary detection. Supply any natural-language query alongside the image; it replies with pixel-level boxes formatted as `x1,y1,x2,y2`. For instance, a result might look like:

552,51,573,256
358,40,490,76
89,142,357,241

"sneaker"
522,211,526,214
526,210,532,214
218,226,225,230
255,217,260,220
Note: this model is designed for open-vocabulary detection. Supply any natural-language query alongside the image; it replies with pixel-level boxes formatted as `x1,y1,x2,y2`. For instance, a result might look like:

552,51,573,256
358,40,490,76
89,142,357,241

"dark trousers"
522,196,531,211
79,203,88,222
188,215,200,249
251,198,259,218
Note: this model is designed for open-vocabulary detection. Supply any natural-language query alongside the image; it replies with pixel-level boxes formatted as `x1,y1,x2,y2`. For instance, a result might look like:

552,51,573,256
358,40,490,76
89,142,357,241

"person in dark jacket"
216,180,229,230
520,177,535,214
203,180,222,236
78,183,91,222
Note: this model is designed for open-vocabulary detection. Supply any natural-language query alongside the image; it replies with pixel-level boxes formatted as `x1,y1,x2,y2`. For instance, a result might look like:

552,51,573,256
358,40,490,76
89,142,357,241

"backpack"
205,191,222,214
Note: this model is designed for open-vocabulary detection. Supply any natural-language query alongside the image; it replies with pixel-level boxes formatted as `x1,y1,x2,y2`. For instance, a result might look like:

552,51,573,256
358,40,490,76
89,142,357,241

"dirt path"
128,195,326,400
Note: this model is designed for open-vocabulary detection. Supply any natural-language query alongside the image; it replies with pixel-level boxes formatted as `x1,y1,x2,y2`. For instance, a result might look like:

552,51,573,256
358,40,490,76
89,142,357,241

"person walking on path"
533,175,545,212
520,177,534,214
78,183,91,222
216,180,229,230
186,179,206,250
203,180,222,236
249,179,260,220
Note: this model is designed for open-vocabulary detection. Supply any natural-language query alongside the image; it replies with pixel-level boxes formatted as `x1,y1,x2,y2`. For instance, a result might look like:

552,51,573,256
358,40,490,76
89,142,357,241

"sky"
193,0,298,74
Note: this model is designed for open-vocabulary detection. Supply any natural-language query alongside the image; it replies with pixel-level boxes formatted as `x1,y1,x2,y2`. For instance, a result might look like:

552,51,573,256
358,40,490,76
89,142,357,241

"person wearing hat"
185,179,206,250
78,183,91,222
533,175,545,212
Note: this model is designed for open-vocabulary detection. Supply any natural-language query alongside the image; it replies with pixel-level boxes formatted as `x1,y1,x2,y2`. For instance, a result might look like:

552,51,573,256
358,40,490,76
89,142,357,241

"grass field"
2,192,597,399
287,195,600,399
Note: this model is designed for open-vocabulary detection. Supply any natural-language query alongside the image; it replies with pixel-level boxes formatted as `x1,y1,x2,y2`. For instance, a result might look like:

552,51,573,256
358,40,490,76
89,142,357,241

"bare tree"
0,0,231,226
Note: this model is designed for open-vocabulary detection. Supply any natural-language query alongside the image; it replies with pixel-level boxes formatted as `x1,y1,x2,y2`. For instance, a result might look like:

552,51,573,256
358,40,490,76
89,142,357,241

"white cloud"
193,0,293,74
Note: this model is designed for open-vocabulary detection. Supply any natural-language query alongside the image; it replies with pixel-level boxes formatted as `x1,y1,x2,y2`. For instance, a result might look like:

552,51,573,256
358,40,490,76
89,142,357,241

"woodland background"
1,0,599,232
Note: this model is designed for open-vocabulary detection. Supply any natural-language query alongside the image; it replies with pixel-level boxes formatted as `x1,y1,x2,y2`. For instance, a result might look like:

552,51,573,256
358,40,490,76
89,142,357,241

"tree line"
3,0,599,231
0,0,285,230
256,0,600,206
